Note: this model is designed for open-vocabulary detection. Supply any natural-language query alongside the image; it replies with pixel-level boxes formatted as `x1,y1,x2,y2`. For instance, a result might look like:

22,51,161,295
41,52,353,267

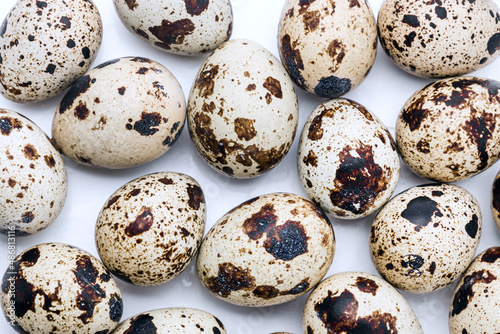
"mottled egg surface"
303,271,423,333
112,308,226,334
0,0,102,102
298,98,400,219
1,243,123,334
378,0,500,78
492,170,500,231
0,109,67,236
278,0,377,98
449,247,500,334
197,192,335,307
188,39,299,178
95,172,205,286
370,184,481,293
52,56,186,169
114,0,232,55
396,77,500,183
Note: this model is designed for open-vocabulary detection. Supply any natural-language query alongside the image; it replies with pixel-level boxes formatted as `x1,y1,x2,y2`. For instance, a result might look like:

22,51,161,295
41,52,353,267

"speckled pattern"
112,307,226,334
396,77,500,182
0,109,67,236
187,39,299,178
378,0,500,78
114,0,232,55
303,271,423,333
370,184,481,293
491,170,500,231
297,98,400,219
196,192,335,307
95,172,206,286
0,0,102,102
0,243,123,333
449,247,500,334
51,56,186,169
277,0,377,98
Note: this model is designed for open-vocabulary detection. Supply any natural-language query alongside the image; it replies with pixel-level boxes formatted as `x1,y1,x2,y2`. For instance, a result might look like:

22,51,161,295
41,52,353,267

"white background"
1,0,500,333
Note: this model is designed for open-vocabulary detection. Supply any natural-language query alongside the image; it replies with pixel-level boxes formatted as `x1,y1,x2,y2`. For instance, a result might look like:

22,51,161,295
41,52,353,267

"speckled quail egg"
196,192,335,307
298,98,400,219
52,56,186,169
0,0,102,103
449,247,500,334
112,307,226,334
378,0,500,78
95,172,205,286
491,170,500,231
303,271,423,333
0,109,67,236
113,0,232,55
370,183,481,293
1,242,123,333
277,0,377,98
188,39,298,178
396,77,500,183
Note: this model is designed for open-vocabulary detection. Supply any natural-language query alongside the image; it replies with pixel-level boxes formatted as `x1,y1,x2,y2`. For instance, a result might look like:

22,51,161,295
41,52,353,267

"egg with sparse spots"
449,247,500,334
113,0,233,55
396,77,500,182
52,56,186,169
370,184,481,293
303,272,423,333
277,0,377,98
0,0,102,102
1,243,123,333
378,0,500,78
95,172,205,286
492,170,500,231
0,109,67,236
196,192,335,307
298,98,400,219
112,308,226,334
187,39,299,178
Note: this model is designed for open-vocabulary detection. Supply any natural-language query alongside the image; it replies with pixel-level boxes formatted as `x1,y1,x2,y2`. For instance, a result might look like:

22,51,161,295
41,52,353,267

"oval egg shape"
196,193,335,307
298,98,400,219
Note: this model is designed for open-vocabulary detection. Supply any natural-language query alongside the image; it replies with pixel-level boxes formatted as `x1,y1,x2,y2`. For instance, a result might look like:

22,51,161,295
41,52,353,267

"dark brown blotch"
187,183,204,210
302,10,321,32
481,247,500,263
124,207,154,237
263,77,283,99
148,19,195,50
74,101,90,120
0,116,23,136
355,276,378,296
44,155,56,168
131,112,163,136
206,262,256,297
184,0,209,16
263,221,308,261
465,214,479,238
23,144,39,161
105,195,121,210
327,39,346,66
451,269,496,317
125,0,138,10
123,314,157,334
253,285,280,299
59,75,94,114
402,14,420,27
463,112,495,171
108,293,123,322
158,177,174,185
195,65,219,98
279,34,306,89
303,150,318,167
73,255,105,324
243,204,277,240
234,117,257,141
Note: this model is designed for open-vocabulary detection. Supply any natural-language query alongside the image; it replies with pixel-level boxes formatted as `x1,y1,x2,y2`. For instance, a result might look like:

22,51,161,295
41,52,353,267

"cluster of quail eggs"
1,0,500,333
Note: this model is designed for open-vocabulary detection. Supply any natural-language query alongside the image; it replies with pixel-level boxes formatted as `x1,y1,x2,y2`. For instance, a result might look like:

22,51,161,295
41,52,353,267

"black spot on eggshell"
451,270,497,317
280,34,306,89
21,211,35,224
401,196,442,231
125,207,154,237
243,204,278,240
59,16,71,30
59,75,94,114
105,195,121,209
82,47,91,59
118,87,126,95
0,116,22,135
435,6,447,19
108,293,123,322
45,64,56,74
402,14,420,27
348,0,360,8
133,27,149,39
73,255,105,324
187,184,204,210
288,280,310,295
401,254,424,277
67,39,76,48
264,221,308,261
314,76,352,98
481,247,500,263
299,0,316,6
253,285,280,299
124,314,158,334
488,33,500,55
206,262,256,297
36,1,47,9
213,327,221,334
465,214,479,238
184,0,209,16
355,276,378,296
158,177,174,185
132,112,162,136
149,19,195,50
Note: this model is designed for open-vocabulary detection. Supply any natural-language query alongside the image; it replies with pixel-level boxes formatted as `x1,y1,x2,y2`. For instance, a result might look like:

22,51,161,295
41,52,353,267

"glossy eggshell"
396,77,500,183
370,184,481,293
196,193,335,307
303,272,423,333
278,0,377,98
0,243,123,333
0,109,67,236
0,0,102,102
449,247,500,334
113,0,233,55
112,308,226,333
297,98,400,219
187,39,299,178
378,0,500,78
95,172,206,286
51,56,186,169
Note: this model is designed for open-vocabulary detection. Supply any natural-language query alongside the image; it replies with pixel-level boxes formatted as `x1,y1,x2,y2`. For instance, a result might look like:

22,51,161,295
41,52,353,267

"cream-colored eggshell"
396,77,500,183
277,0,377,98
378,0,500,78
0,109,67,236
0,0,102,102
303,272,423,333
113,0,232,55
196,192,335,307
95,172,205,286
112,308,226,333
187,39,299,178
449,247,500,334
370,184,481,293
52,56,186,169
1,243,123,333
492,170,500,231
298,98,400,219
